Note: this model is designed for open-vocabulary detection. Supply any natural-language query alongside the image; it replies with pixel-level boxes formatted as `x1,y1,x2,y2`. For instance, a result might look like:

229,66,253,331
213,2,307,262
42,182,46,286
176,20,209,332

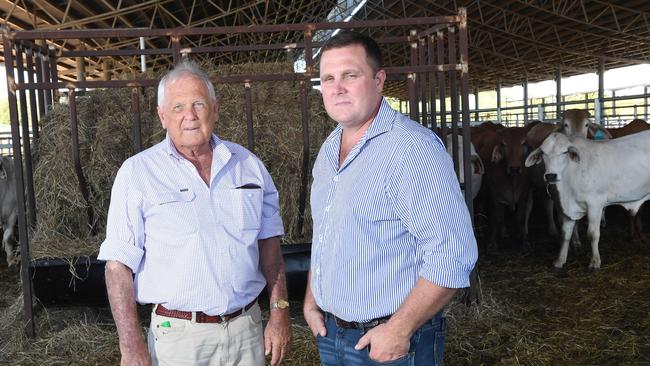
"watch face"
276,299,290,309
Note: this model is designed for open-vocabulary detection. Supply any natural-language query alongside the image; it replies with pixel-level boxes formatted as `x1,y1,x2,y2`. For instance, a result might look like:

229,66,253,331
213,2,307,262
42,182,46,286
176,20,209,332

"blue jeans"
317,312,446,366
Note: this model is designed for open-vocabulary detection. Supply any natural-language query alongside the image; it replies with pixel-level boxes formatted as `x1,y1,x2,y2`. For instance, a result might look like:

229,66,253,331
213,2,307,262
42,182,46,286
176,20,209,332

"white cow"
446,134,484,200
525,131,650,269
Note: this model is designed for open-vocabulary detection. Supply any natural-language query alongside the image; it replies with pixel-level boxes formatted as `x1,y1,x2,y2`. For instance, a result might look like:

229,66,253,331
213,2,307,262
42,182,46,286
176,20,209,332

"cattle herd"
447,109,650,270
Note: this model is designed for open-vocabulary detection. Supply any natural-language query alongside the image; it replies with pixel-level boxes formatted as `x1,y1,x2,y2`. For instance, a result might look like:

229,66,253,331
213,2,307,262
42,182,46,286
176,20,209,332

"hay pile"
30,63,333,260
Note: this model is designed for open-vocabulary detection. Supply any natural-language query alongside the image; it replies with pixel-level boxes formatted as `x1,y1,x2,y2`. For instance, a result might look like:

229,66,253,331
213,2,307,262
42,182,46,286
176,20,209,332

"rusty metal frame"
2,11,471,337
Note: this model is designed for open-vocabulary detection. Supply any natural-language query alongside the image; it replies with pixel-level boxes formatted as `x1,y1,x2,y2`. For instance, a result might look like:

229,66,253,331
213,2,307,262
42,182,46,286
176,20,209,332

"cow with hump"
525,109,611,243
525,130,650,270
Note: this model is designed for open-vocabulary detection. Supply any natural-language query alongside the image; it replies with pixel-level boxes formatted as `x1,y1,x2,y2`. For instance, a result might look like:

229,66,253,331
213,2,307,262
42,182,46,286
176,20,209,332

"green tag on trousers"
160,321,171,328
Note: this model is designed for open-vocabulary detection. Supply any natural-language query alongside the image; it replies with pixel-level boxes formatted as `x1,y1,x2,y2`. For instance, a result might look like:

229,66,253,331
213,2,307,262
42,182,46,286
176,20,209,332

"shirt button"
325,206,330,212
333,176,339,182
316,268,320,275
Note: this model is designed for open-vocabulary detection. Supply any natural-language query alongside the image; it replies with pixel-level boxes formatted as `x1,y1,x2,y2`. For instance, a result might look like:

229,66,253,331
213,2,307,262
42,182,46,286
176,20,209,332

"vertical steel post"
34,51,46,119
408,30,419,122
131,87,143,153
418,37,428,127
244,83,255,153
436,31,447,138
427,35,437,132
556,67,562,120
474,86,479,122
523,77,529,124
25,48,40,144
296,28,313,239
2,31,35,338
598,57,605,124
496,80,502,124
448,27,459,174
15,45,37,228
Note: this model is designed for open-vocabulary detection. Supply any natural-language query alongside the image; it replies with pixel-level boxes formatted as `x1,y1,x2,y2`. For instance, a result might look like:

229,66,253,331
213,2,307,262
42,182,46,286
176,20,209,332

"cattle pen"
1,2,650,365
1,11,473,336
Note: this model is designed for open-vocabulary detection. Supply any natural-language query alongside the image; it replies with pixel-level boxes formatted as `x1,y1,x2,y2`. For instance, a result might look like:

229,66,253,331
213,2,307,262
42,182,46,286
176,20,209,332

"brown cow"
473,126,532,250
607,119,650,138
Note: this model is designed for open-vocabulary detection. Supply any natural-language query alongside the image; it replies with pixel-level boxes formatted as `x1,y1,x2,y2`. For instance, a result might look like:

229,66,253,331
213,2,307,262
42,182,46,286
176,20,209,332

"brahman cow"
525,110,611,241
525,131,650,269
0,156,18,266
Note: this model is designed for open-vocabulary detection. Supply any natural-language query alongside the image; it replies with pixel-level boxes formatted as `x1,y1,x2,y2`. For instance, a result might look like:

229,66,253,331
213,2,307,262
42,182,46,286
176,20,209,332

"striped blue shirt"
310,99,478,322
98,133,284,316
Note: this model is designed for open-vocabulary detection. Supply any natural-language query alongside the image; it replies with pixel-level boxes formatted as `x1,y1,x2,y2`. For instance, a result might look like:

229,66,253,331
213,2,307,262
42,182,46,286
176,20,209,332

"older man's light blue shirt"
310,99,478,322
98,134,284,316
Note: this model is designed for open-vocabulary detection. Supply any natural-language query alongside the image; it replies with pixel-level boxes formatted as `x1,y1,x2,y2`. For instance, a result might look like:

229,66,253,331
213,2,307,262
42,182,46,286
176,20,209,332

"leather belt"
154,299,257,324
329,313,391,330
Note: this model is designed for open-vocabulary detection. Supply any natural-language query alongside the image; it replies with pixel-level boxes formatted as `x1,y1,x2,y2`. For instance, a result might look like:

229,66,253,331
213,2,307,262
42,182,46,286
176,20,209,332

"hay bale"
31,62,333,259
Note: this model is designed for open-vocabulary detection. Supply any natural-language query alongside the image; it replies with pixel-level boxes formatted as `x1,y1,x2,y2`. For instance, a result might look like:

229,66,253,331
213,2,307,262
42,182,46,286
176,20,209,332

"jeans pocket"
368,352,414,366
433,316,447,366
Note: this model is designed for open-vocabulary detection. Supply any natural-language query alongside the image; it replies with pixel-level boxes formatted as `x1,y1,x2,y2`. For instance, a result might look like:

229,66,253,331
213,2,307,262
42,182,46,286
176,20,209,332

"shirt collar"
325,97,396,146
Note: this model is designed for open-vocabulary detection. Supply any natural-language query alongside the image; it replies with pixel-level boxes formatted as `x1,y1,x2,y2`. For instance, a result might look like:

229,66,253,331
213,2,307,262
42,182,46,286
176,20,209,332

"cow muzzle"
545,173,558,183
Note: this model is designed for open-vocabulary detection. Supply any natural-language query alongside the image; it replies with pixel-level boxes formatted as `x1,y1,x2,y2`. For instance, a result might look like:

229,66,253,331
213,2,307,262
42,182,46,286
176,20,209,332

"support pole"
556,67,562,121
523,77,529,124
598,57,605,125
496,80,502,124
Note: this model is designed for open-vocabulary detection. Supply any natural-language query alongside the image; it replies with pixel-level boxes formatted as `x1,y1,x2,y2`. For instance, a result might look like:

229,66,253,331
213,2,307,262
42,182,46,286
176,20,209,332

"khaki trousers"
148,303,265,366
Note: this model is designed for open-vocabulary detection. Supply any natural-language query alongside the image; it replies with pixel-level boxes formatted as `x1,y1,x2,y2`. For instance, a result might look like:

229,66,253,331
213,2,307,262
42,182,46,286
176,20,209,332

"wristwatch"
270,299,290,310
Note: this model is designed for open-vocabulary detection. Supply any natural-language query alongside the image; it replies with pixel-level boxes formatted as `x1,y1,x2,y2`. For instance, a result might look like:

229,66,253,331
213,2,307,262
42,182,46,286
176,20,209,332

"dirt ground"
0,205,649,365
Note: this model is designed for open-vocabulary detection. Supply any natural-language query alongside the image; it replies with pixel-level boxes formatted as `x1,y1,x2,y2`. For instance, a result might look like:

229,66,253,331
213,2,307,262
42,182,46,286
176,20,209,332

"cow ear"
524,148,543,167
471,155,485,175
491,144,504,163
568,146,580,163
587,123,612,140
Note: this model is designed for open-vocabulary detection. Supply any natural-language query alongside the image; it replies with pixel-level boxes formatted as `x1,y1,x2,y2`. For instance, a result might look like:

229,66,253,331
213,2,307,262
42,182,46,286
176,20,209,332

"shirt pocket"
232,187,263,231
146,190,199,241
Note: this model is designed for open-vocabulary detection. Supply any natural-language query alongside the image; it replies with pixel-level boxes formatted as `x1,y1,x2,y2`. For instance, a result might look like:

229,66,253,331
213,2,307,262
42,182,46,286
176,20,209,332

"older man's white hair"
157,61,217,107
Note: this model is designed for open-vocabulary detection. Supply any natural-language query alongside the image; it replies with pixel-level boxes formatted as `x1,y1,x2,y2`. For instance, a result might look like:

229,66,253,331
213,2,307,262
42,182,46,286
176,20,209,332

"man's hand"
120,339,152,366
303,302,326,337
264,310,292,366
354,323,410,363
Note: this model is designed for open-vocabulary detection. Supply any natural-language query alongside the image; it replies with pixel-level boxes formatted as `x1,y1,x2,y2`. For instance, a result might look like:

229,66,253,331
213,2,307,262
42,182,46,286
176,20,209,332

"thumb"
317,323,327,337
355,333,371,351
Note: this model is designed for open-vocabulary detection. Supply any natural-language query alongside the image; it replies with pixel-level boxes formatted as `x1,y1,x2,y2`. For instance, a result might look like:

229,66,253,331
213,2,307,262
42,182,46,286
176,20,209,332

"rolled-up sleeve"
257,163,285,240
97,160,146,272
387,136,478,288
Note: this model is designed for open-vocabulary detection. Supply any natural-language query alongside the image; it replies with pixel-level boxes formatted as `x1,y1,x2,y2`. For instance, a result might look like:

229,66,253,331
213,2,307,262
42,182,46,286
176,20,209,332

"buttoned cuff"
97,238,145,273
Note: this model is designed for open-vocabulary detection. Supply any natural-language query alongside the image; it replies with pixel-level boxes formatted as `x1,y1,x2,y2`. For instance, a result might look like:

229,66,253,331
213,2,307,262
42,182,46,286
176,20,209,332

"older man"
99,61,291,366
303,31,478,365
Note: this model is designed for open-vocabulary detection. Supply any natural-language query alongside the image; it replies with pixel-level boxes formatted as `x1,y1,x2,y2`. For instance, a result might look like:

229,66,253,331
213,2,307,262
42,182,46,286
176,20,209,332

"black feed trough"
31,243,312,307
